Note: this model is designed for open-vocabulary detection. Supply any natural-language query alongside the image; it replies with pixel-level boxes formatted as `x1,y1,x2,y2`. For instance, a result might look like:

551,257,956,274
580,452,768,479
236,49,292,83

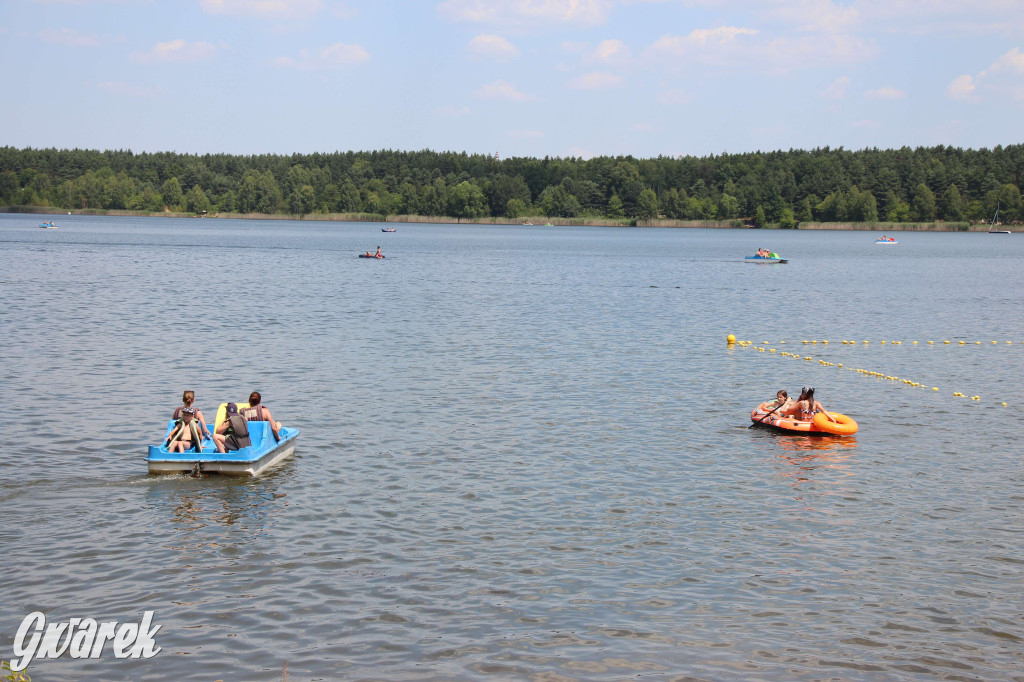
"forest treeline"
1,144,1022,225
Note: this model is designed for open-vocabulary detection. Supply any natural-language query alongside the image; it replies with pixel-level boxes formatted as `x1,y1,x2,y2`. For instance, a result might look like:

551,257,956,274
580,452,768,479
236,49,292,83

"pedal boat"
745,254,787,264
750,401,857,435
147,419,299,476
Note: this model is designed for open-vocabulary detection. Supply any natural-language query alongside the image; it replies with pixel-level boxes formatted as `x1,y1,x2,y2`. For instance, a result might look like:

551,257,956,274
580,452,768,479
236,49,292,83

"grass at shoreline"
0,206,988,231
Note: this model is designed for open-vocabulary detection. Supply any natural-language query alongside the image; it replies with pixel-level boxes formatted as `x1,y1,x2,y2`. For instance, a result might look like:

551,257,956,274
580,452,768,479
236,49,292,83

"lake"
1,213,1022,680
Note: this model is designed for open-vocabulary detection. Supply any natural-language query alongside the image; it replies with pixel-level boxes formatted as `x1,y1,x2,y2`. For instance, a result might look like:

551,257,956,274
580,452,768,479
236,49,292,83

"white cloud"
275,43,370,69
39,28,102,47
821,76,850,100
568,71,623,90
646,25,874,75
474,80,538,101
466,34,520,60
586,39,631,66
564,145,594,159
847,0,1024,37
945,48,1024,103
438,0,612,28
864,86,906,100
990,47,1024,75
760,0,860,33
646,26,758,63
946,74,976,101
132,40,217,63
199,0,323,19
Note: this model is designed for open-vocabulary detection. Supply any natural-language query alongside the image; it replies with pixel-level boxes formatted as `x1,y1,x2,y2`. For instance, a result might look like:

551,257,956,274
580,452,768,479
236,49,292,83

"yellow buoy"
727,334,736,344
932,387,939,391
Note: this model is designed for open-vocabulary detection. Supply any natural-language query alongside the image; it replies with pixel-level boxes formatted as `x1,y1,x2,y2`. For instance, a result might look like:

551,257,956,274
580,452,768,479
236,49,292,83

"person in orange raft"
780,387,835,423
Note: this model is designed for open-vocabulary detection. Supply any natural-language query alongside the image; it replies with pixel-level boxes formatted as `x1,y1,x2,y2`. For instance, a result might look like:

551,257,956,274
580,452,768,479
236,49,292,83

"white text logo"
10,611,161,672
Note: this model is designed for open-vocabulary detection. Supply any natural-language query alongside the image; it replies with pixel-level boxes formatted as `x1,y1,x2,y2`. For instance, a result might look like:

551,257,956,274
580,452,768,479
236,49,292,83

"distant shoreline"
1,206,1003,232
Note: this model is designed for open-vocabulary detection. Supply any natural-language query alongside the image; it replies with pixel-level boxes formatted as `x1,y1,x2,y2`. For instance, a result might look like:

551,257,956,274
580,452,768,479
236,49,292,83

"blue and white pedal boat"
147,421,299,476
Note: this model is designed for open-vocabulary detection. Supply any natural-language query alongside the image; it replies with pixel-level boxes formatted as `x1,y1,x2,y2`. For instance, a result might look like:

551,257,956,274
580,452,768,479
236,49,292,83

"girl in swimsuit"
780,387,834,423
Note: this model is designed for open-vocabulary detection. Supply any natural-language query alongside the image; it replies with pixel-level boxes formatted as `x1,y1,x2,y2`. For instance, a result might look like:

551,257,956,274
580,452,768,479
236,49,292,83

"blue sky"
1,0,1022,159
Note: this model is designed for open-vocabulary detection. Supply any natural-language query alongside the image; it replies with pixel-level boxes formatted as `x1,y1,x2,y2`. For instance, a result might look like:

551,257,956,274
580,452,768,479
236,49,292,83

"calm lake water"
2,214,1023,680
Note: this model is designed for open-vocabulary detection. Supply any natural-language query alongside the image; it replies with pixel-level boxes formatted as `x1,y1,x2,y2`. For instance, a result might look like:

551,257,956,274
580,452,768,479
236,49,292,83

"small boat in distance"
874,236,898,244
382,227,396,232
988,202,1010,233
745,252,787,264
39,221,59,229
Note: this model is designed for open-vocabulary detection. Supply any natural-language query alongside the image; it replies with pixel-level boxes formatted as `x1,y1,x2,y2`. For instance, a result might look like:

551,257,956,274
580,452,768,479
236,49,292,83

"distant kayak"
381,227,396,232
359,254,385,258
745,254,787,264
874,239,898,244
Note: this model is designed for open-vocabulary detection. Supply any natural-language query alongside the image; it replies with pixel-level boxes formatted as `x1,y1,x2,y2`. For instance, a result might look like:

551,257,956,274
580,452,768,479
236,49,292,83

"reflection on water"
148,471,290,537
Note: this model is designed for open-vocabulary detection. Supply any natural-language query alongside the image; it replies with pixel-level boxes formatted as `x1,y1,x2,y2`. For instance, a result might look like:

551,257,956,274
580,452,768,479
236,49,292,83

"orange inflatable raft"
750,402,858,436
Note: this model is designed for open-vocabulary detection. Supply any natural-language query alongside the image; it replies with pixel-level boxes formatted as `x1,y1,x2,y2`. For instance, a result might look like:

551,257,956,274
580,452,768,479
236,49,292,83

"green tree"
185,184,212,213
287,184,316,214
103,171,135,209
485,174,531,216
846,187,878,222
337,181,360,212
162,177,183,210
537,185,581,217
778,207,797,228
505,198,527,219
910,182,936,221
606,193,625,218
718,193,740,219
635,188,659,219
753,205,767,227
447,180,488,220
939,184,964,221
0,171,19,203
796,196,814,222
995,183,1022,222
660,188,686,219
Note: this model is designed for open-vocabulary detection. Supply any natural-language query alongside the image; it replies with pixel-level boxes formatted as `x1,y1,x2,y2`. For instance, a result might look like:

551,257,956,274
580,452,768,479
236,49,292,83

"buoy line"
737,338,1022,347
726,334,1010,407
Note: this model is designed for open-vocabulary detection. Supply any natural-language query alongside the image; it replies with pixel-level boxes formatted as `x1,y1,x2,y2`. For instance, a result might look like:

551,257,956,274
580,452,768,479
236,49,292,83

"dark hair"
777,389,788,399
799,387,814,402
248,391,261,405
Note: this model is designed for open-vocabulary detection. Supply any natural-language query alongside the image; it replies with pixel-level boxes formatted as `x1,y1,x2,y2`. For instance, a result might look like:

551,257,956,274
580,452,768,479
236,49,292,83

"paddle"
749,401,786,428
